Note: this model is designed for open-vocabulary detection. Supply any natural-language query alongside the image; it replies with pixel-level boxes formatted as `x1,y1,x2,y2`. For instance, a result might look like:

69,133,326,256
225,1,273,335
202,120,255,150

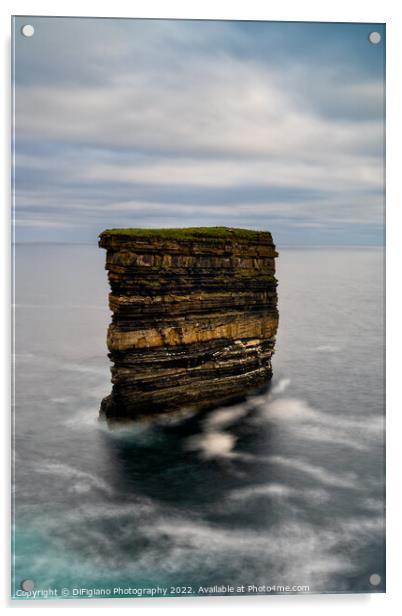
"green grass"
99,226,272,242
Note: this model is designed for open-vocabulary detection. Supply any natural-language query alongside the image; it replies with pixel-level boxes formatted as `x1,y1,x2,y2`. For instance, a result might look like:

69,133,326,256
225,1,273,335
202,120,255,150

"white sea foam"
184,401,249,459
228,482,330,504
63,406,103,429
62,500,157,523
204,404,249,430
130,514,369,588
223,448,361,490
270,377,291,395
263,455,359,488
263,397,316,421
23,486,383,591
314,345,341,353
256,396,384,451
34,462,114,496
184,431,237,459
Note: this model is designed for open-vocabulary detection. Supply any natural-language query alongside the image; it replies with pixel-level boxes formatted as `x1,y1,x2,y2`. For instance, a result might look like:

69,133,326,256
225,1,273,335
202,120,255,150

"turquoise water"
12,245,385,599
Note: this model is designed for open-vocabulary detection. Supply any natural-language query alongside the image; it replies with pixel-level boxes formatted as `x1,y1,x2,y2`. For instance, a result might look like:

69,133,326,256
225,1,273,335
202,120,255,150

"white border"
2,1,401,613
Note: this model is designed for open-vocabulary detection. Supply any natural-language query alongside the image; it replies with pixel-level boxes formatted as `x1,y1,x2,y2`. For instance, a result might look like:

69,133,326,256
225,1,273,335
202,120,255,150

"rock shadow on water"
98,384,277,510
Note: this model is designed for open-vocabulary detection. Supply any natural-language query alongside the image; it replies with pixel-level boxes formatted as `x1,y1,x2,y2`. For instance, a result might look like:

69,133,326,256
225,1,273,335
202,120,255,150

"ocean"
12,244,385,599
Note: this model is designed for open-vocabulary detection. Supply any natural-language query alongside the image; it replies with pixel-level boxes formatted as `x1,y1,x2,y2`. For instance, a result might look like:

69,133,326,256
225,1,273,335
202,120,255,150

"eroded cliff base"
99,227,278,422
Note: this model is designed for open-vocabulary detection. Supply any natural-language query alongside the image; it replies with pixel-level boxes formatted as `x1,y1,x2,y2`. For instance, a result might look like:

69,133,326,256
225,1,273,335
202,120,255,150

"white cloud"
16,59,383,162
13,19,384,242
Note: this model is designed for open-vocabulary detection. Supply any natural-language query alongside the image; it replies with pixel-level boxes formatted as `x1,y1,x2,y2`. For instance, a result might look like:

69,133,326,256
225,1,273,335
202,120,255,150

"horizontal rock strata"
99,227,279,420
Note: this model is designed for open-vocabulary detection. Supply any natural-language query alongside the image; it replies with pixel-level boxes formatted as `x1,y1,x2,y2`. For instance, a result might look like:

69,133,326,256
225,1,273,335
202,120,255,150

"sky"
12,17,385,246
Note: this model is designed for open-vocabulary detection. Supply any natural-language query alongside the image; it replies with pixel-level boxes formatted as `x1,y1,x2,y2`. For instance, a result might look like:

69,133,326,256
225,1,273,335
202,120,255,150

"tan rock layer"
99,228,279,420
107,313,279,350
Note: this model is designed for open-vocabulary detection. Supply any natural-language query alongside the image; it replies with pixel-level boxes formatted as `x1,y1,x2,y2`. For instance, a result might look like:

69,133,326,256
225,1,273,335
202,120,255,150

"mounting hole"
368,31,381,45
20,579,34,591
21,24,35,38
369,573,381,586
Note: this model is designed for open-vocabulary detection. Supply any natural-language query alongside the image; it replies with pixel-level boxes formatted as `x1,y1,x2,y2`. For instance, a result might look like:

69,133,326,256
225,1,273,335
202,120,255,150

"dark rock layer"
99,227,279,421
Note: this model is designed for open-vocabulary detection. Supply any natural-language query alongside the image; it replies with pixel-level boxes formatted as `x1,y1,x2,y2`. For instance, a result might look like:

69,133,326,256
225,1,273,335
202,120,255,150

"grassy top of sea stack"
99,226,273,244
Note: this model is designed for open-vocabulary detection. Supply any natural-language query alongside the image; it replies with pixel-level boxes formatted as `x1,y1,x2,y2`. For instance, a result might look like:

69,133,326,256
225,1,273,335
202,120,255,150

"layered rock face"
99,227,279,421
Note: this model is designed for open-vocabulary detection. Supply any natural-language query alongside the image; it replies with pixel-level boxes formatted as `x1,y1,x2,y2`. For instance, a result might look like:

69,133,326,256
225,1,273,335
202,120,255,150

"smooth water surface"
12,245,385,598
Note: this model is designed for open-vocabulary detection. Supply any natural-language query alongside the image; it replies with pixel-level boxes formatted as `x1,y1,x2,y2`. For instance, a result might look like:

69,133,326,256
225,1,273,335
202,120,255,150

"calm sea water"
12,244,385,599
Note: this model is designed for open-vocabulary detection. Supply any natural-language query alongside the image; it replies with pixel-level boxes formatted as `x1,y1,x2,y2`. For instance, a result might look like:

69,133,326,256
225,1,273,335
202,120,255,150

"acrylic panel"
11,16,385,600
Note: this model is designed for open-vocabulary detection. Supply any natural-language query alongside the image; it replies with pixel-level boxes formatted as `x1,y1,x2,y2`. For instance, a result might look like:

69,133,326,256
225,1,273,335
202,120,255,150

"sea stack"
99,227,279,421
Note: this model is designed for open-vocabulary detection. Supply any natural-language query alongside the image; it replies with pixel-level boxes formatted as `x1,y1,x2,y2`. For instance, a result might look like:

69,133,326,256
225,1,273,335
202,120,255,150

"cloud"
16,58,383,161
13,17,385,244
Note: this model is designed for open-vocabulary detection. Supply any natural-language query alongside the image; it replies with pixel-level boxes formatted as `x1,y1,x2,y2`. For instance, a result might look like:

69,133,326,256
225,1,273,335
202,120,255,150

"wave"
184,431,237,459
184,401,249,459
13,512,356,591
261,455,359,489
253,395,384,452
227,482,330,504
34,462,114,496
313,345,341,353
270,377,291,395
